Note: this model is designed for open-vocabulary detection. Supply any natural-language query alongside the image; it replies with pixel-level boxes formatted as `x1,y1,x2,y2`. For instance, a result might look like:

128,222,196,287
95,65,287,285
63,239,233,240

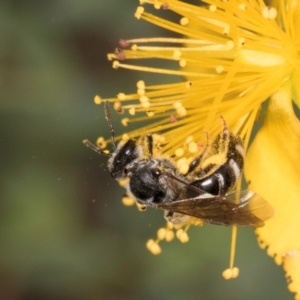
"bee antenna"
104,101,116,149
82,140,111,157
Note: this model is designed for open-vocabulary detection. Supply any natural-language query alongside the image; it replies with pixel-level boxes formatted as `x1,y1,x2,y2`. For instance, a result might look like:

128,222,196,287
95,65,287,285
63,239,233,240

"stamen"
113,60,214,77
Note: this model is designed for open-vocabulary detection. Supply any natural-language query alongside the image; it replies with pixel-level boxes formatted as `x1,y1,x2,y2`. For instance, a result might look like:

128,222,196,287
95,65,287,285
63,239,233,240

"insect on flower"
83,102,274,228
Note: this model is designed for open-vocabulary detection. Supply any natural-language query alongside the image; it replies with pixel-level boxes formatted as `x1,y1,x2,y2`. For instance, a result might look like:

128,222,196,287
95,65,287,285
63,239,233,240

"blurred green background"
0,1,292,299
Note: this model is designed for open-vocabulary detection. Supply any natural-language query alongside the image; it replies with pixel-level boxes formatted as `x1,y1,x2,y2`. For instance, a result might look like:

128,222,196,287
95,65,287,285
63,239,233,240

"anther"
147,111,154,117
117,93,126,100
137,88,145,96
177,107,187,117
169,115,177,123
118,39,130,48
112,101,121,112
161,3,169,9
146,239,162,255
179,59,187,67
238,3,247,10
216,65,224,74
222,267,240,279
96,137,107,149
173,101,182,109
112,61,120,69
136,80,145,89
135,6,144,19
157,228,167,240
175,148,184,157
209,4,217,11
129,107,136,115
180,17,189,26
188,142,198,153
122,196,135,206
262,6,277,19
122,134,130,142
94,95,102,105
185,136,194,144
173,50,182,60
121,118,130,126
139,95,149,103
114,48,126,60
141,101,150,109
165,230,175,241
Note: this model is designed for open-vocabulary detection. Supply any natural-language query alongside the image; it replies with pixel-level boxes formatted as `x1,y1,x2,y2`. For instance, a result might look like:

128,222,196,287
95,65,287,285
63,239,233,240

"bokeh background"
0,0,293,299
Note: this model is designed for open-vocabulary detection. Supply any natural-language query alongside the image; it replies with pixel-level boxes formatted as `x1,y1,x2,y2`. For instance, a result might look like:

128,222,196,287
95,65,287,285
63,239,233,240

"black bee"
83,102,273,227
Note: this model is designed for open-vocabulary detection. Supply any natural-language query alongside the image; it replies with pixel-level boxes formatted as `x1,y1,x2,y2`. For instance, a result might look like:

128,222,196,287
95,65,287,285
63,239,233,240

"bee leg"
215,116,230,154
186,131,210,175
146,134,153,158
164,211,190,226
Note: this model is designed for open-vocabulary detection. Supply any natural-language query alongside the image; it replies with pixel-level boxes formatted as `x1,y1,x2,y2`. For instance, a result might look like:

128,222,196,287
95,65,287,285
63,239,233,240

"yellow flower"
98,0,300,297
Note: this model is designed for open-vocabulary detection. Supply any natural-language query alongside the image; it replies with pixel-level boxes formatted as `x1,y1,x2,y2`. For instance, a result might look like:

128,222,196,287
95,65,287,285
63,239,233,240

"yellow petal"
245,85,300,298
283,250,300,299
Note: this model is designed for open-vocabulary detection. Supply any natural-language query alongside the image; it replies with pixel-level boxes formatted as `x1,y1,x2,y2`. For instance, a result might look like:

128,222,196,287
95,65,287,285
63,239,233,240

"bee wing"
156,174,274,227
154,171,211,202
224,190,274,223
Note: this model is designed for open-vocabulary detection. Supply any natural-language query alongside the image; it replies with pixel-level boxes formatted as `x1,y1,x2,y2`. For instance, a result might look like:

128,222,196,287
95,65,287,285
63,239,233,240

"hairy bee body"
83,103,273,228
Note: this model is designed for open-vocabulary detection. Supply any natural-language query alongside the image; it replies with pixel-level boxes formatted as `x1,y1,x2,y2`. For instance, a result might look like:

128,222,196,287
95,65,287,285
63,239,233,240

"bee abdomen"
191,157,243,196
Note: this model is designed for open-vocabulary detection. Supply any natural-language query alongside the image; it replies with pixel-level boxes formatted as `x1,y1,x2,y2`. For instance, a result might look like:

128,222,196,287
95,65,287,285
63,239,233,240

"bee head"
129,165,166,204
